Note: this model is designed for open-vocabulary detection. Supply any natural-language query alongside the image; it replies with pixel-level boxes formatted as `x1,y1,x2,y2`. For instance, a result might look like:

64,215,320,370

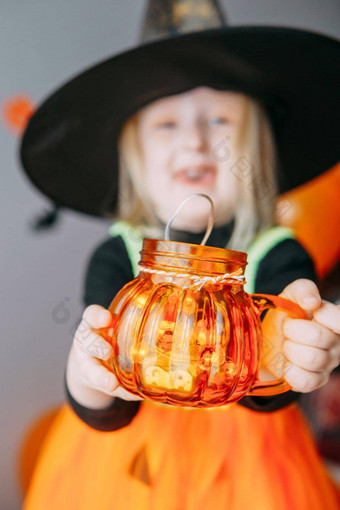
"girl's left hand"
260,278,340,393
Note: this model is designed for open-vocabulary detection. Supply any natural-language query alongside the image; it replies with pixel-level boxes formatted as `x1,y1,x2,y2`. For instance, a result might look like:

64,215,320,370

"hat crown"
139,0,228,43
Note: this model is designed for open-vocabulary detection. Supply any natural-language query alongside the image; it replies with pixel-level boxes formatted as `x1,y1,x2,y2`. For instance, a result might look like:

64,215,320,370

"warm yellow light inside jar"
102,238,305,408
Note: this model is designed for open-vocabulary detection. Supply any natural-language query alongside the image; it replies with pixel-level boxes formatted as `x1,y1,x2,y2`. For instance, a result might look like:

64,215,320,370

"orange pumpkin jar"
103,239,305,408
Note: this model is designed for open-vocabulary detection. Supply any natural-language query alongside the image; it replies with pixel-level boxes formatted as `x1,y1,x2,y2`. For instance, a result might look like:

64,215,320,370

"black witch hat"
20,0,340,227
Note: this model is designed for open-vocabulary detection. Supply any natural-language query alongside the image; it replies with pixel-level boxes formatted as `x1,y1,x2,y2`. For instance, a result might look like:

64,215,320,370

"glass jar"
103,238,305,408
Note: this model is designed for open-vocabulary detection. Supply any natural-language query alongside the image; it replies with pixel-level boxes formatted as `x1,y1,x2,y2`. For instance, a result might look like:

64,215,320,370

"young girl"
67,88,338,410
20,2,340,508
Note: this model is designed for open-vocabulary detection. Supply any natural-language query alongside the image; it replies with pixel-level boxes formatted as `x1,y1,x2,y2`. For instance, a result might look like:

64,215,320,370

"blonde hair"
113,93,278,251
227,96,278,250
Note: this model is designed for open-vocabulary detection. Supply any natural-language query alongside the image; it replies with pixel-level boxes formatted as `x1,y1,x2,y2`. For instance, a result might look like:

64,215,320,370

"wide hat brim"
20,26,340,218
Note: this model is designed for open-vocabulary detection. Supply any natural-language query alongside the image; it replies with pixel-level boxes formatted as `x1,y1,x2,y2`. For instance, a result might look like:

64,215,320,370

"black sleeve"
65,236,143,431
254,238,318,297
83,236,135,308
65,372,141,432
238,238,318,413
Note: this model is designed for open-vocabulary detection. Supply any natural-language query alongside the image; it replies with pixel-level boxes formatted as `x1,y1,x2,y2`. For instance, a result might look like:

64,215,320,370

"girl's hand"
260,279,340,393
66,304,143,408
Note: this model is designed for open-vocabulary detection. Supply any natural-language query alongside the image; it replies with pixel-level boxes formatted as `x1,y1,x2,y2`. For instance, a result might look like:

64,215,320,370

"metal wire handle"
164,194,214,246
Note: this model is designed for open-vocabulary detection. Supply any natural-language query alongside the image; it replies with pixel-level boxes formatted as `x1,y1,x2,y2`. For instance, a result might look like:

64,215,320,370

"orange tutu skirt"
23,401,340,510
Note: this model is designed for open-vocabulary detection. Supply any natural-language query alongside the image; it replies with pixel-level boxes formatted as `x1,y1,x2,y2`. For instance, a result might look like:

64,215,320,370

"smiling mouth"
174,166,217,186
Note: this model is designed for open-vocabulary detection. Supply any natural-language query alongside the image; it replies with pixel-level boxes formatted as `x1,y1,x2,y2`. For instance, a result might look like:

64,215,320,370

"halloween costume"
19,0,340,508
23,223,340,509
69,222,315,428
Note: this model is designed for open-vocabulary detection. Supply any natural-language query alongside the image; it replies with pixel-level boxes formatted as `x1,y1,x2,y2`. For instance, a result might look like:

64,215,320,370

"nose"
181,122,208,151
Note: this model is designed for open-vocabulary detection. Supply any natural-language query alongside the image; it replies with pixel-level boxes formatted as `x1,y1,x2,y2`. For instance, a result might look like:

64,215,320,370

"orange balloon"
278,163,340,278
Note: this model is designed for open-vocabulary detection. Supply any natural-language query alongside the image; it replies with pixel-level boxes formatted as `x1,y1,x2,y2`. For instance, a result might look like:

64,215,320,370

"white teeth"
184,167,210,179
186,168,204,177
175,166,214,182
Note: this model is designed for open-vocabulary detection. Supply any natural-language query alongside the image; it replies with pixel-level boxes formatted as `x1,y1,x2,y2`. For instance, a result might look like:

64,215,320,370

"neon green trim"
244,226,295,294
109,221,143,277
109,222,294,293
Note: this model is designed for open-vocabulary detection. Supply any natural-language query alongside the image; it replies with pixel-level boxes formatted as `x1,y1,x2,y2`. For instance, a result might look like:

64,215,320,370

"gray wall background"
1,1,339,508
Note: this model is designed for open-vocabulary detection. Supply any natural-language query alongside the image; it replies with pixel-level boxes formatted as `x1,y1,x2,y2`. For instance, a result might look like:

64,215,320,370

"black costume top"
65,223,317,431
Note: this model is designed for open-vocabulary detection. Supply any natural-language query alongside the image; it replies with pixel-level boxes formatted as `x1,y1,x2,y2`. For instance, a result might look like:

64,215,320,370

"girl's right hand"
66,304,143,408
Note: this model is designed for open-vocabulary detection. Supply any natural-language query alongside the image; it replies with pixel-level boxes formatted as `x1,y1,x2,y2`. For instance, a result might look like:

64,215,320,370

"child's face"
137,86,246,232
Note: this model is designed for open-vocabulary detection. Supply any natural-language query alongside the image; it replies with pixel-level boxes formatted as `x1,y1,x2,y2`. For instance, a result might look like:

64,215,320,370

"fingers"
282,308,340,387
69,305,144,401
283,317,337,349
75,351,143,400
283,363,329,393
313,301,340,335
74,329,113,360
82,304,112,329
282,340,339,372
280,279,321,316
113,386,144,401
73,305,113,360
78,355,120,394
